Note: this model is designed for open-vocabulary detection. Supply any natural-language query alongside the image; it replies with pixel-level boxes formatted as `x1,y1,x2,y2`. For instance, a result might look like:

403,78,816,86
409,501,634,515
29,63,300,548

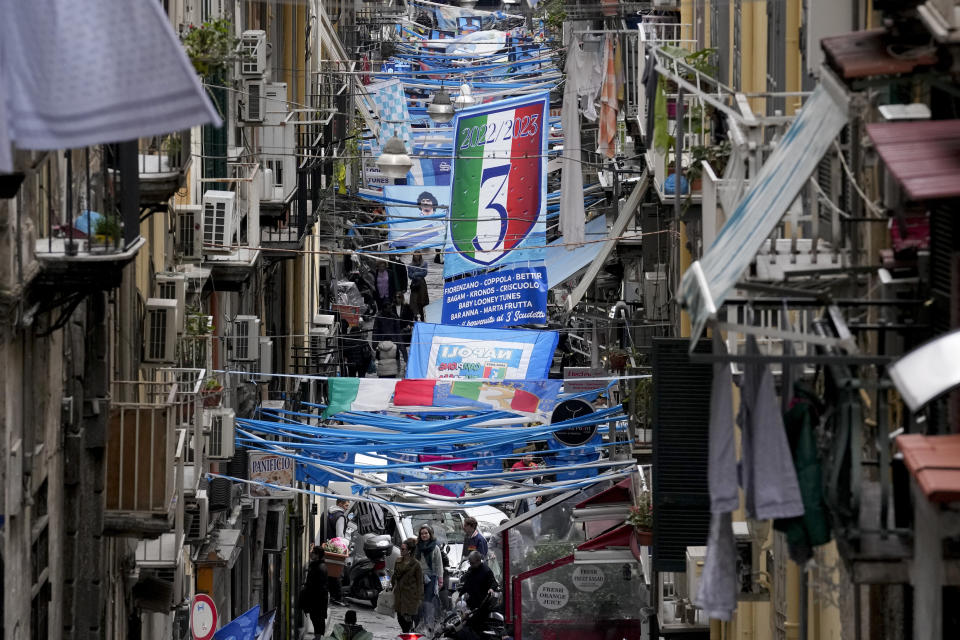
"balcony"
103,379,188,537
138,130,191,207
202,162,262,289
132,428,186,612
260,175,314,253
33,142,145,291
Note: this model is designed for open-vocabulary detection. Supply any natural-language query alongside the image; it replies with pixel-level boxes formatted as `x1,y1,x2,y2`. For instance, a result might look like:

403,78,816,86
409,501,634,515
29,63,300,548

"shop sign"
572,565,605,592
563,367,607,393
551,399,597,446
536,581,569,610
248,451,295,499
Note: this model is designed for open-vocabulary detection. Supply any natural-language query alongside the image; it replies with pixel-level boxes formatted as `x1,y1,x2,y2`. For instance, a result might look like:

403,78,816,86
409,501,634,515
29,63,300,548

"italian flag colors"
322,378,557,418
450,101,543,267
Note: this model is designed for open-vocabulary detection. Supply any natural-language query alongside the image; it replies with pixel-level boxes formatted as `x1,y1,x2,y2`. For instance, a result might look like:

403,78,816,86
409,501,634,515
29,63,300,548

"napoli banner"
406,322,558,380
442,264,547,328
443,92,549,278
383,184,449,250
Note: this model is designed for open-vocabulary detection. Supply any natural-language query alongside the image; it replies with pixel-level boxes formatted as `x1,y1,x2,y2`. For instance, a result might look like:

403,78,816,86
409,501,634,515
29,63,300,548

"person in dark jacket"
457,551,497,634
386,292,416,359
304,547,330,636
391,259,409,295
393,537,424,633
407,252,430,321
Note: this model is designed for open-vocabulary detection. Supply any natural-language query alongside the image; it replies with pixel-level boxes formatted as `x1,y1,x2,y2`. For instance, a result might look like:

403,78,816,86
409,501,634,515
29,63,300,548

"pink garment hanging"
597,36,620,159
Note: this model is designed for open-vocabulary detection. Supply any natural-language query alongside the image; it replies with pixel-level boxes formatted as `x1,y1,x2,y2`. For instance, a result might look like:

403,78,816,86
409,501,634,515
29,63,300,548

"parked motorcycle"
342,532,393,608
394,593,505,640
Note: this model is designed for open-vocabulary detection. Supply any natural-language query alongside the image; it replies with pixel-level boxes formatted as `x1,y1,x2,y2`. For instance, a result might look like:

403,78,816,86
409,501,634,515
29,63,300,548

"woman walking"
393,537,424,633
415,524,444,630
407,252,430,321
302,547,329,637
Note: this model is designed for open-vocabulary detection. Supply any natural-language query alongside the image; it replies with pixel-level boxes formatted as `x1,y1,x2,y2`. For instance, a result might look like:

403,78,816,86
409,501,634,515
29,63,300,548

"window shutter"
652,338,713,572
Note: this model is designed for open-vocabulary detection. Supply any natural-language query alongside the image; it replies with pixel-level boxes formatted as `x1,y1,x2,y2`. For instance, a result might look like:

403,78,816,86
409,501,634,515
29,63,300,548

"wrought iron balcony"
138,129,191,206
32,143,145,290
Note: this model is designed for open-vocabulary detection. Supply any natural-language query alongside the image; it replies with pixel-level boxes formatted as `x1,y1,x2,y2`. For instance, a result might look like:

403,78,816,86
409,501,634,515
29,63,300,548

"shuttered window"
652,338,713,572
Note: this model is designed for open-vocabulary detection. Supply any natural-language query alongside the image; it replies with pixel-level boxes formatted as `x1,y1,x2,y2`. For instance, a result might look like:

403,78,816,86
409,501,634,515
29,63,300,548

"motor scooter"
342,532,393,608
394,593,505,640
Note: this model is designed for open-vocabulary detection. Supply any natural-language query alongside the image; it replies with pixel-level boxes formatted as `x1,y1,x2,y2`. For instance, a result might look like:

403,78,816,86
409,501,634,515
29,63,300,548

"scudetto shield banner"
406,322,558,380
443,92,549,278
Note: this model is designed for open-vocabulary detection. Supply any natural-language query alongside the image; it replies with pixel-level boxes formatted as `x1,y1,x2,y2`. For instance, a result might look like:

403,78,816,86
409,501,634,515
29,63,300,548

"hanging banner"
248,451,295,498
443,92,549,278
441,265,547,328
322,377,562,420
367,79,414,154
406,322,558,380
296,450,357,487
383,184,450,250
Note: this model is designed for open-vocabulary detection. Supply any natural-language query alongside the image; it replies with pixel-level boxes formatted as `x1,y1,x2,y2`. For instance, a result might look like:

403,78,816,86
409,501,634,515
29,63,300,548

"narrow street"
4,1,960,640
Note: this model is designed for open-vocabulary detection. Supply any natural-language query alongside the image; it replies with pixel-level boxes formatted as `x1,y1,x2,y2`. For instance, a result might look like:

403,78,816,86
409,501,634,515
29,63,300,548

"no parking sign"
190,593,217,640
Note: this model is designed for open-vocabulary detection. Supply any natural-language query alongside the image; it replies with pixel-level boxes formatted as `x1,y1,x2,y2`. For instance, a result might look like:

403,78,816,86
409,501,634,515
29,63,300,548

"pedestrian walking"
415,524,444,629
393,537,424,633
375,340,401,378
302,547,329,637
407,251,430,321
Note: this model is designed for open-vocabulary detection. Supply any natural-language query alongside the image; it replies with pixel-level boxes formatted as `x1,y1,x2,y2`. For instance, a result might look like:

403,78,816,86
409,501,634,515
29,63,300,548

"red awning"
821,29,938,80
897,433,960,503
866,120,960,201
574,478,632,509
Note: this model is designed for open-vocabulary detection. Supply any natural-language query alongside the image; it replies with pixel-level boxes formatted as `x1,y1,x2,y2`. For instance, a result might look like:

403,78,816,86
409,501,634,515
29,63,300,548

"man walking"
461,517,488,562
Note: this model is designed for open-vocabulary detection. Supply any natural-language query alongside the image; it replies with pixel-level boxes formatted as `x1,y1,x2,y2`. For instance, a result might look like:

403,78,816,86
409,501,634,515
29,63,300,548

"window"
267,158,283,188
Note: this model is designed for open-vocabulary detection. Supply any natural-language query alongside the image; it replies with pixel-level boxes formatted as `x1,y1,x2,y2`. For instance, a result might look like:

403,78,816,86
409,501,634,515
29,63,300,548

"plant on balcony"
685,140,732,192
164,134,182,167
181,19,240,78
201,376,223,408
92,215,122,251
627,492,653,531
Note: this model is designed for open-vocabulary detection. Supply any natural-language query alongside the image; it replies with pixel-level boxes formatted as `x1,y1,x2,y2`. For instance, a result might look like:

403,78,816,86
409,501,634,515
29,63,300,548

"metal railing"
138,129,191,177
106,380,185,516
33,143,142,259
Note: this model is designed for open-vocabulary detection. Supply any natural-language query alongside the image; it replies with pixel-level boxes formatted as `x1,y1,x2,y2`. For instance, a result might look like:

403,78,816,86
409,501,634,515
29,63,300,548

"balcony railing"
104,379,188,536
138,129,191,205
33,143,144,282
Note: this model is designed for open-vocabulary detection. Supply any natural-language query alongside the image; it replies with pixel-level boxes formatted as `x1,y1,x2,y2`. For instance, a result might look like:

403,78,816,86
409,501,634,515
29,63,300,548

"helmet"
417,191,438,208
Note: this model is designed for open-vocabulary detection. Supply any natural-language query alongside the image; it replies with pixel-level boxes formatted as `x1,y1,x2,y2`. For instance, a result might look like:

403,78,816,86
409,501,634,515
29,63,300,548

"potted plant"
627,492,653,532
165,134,182,167
685,140,732,193
92,215,122,251
181,18,240,78
201,377,223,408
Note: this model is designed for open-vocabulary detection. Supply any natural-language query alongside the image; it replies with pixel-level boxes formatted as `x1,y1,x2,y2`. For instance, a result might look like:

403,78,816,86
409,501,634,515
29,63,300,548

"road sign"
190,594,217,640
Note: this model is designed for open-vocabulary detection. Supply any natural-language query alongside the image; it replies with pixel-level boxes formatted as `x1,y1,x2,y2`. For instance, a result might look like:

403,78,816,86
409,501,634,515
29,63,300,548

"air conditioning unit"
241,80,265,122
144,298,179,364
231,315,261,361
155,273,186,332
257,337,273,382
185,489,210,542
204,407,236,460
201,190,237,253
175,204,204,261
239,30,267,76
263,82,289,126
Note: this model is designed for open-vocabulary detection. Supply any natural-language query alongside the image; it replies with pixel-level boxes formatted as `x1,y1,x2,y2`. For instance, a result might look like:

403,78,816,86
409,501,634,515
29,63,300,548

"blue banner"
442,265,547,328
384,184,450,250
406,322,558,380
296,451,356,487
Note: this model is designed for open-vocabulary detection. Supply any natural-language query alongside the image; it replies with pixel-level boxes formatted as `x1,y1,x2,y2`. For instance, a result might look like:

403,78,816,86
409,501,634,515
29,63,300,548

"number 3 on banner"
474,164,510,253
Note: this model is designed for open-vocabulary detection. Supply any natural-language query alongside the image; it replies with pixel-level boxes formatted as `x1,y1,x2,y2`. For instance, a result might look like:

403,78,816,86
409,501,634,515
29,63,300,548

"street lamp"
376,134,414,179
426,88,455,123
454,83,477,109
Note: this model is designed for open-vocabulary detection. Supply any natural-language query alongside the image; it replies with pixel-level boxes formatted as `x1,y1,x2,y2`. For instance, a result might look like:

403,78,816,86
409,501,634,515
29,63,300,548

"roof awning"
195,528,243,569
866,119,960,201
678,73,850,343
423,215,610,324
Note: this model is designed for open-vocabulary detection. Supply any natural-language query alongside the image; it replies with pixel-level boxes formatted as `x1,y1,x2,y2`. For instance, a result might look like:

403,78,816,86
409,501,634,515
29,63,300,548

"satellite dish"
550,399,597,447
